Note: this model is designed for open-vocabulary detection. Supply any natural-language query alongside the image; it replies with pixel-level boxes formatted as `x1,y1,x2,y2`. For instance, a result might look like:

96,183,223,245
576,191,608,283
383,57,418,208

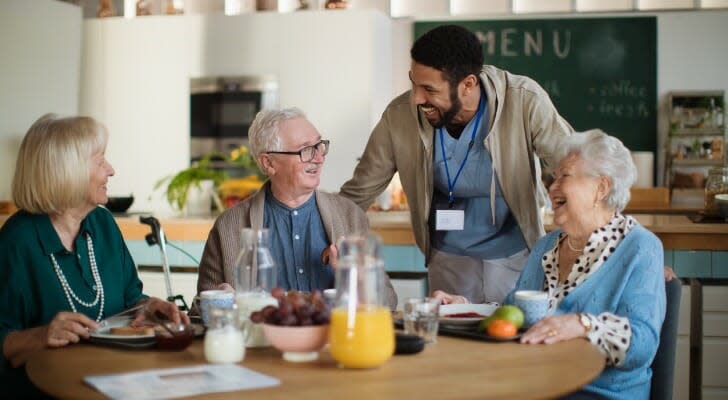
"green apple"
478,305,524,332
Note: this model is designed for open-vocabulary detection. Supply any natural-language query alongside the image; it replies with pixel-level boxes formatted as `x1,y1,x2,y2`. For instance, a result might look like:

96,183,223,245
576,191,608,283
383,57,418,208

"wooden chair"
629,187,670,209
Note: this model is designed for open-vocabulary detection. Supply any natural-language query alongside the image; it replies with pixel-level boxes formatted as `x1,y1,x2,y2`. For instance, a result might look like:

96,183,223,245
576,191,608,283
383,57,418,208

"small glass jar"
705,166,728,214
204,304,245,363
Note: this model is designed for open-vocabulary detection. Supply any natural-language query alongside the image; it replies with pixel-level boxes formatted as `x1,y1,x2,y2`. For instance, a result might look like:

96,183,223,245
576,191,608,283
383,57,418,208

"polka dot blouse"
541,213,637,367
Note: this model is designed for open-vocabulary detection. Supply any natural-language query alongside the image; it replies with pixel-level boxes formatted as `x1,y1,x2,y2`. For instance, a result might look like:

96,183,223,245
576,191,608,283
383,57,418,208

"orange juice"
329,305,394,368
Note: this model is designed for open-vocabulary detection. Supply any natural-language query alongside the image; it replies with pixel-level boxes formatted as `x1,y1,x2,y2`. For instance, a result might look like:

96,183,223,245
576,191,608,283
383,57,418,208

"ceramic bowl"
105,196,134,213
262,324,328,362
154,323,195,351
715,194,728,219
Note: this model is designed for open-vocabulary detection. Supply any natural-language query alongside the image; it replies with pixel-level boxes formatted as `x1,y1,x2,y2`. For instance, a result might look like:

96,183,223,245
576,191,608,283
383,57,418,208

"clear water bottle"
234,228,278,347
234,228,277,292
254,229,277,292
234,228,255,292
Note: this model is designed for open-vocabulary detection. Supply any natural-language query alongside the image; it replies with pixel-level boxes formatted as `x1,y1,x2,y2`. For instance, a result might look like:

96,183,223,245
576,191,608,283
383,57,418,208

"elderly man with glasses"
196,107,398,309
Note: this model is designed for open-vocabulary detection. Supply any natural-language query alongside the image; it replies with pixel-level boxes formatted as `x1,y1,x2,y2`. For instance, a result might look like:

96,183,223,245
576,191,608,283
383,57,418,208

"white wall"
0,0,82,200
80,10,409,214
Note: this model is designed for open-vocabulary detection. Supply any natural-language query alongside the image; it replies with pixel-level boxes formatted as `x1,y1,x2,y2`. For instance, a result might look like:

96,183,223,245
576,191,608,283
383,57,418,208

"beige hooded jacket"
340,65,572,263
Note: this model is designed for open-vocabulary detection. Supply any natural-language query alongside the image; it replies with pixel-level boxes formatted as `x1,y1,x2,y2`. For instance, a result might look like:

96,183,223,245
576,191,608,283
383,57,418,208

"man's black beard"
432,84,463,138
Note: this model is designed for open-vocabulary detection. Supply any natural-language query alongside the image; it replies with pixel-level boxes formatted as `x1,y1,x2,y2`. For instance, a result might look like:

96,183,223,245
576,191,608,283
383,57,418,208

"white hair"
247,107,307,170
552,129,637,212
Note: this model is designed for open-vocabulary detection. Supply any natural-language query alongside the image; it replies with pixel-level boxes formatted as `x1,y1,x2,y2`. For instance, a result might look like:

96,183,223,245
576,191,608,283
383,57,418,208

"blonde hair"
12,114,109,214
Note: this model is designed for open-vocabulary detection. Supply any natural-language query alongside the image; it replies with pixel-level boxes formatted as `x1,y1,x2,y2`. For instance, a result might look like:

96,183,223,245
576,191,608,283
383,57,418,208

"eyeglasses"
266,139,330,163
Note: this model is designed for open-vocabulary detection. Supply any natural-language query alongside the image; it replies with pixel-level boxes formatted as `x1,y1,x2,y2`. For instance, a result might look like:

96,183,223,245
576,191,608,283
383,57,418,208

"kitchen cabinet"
701,284,728,399
665,91,726,205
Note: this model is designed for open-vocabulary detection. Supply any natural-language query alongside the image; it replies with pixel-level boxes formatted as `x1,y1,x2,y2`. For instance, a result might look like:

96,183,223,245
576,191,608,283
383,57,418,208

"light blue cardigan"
505,224,666,400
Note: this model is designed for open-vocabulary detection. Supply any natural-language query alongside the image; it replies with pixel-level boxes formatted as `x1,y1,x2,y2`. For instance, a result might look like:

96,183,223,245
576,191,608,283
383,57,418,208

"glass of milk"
236,291,278,347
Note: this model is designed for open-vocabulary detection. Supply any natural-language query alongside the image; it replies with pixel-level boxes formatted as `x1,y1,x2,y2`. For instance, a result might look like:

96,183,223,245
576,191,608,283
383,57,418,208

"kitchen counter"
363,211,728,250
111,211,728,251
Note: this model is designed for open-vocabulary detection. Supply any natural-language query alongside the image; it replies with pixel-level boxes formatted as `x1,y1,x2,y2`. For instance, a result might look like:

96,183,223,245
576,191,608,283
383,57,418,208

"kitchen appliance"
190,75,278,172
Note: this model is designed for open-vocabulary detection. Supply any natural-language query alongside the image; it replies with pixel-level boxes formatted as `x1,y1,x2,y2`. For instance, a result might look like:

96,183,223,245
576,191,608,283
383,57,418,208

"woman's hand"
133,297,191,326
431,290,469,305
664,266,677,281
44,312,98,347
3,312,98,367
520,314,585,344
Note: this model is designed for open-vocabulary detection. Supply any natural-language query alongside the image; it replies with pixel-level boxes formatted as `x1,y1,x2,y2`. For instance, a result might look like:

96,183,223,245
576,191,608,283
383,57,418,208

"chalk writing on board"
474,29,572,59
587,82,650,119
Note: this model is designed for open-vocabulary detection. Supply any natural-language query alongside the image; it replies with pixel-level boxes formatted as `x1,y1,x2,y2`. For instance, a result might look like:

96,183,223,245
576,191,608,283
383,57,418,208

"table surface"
26,335,604,400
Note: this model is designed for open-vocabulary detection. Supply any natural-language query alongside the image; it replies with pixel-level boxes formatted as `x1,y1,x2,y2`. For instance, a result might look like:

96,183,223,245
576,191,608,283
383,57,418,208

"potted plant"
155,146,265,213
154,156,227,214
217,145,266,208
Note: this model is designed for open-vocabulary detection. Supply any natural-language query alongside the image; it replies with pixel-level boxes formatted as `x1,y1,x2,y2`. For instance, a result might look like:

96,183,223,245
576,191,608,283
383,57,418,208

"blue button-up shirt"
263,187,332,292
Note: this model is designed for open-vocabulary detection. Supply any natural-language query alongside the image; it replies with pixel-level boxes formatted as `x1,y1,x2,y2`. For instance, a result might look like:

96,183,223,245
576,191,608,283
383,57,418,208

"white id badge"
435,209,465,231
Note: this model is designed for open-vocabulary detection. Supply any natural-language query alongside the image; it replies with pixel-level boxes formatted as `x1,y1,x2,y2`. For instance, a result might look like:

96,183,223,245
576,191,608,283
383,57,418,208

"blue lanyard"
438,93,485,206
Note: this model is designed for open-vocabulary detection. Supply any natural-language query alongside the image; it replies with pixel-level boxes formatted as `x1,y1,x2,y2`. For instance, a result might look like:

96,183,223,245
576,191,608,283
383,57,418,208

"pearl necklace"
565,235,585,253
49,233,105,322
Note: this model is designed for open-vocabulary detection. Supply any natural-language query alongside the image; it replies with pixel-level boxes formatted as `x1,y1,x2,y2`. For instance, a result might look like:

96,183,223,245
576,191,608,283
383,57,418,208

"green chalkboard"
415,17,657,152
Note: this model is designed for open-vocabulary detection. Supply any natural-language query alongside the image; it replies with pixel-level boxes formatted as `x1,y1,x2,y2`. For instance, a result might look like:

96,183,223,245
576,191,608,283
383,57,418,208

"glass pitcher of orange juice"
329,235,394,368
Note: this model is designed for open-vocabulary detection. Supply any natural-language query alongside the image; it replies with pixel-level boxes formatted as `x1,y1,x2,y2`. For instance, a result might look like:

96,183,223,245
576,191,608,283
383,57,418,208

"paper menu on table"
84,364,280,400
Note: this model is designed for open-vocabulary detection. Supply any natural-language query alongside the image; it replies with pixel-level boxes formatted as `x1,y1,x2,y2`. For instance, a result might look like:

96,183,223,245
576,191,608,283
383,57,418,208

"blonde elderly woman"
0,114,187,397
196,107,397,309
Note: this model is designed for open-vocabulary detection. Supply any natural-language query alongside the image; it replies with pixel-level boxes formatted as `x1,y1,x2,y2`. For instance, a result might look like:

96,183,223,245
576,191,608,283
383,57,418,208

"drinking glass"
403,297,440,343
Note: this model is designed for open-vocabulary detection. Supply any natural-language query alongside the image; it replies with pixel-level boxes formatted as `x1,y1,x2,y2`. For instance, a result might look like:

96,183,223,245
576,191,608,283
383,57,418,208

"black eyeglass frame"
265,139,330,163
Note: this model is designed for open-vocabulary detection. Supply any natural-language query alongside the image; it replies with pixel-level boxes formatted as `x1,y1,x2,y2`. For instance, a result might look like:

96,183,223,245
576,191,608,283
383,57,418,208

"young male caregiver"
339,25,573,304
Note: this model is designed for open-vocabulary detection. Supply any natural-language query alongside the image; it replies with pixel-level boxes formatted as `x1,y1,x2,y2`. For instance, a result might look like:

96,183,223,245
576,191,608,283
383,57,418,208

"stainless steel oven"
190,75,278,170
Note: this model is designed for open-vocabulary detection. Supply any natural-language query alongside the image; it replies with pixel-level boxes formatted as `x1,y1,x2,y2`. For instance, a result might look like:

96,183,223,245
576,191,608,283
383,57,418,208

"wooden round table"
26,335,604,399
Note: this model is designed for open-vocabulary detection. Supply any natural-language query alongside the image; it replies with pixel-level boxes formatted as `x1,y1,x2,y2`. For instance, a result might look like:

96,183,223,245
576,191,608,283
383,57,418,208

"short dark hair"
410,25,484,87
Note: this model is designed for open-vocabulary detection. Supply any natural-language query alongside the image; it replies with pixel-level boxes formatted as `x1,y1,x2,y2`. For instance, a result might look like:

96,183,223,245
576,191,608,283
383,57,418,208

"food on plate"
486,319,518,338
443,312,485,318
250,289,330,326
479,305,524,332
108,325,155,336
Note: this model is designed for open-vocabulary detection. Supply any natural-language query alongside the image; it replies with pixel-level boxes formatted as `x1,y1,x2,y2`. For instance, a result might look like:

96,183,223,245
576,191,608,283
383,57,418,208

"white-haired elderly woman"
501,129,665,399
196,107,397,309
0,114,187,397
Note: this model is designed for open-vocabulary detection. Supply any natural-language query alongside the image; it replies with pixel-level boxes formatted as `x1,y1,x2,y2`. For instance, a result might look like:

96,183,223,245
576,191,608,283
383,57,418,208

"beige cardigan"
196,183,398,310
340,65,573,262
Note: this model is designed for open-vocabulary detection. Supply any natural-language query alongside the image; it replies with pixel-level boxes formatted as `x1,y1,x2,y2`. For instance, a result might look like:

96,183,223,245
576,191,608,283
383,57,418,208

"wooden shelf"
671,159,724,166
671,128,724,136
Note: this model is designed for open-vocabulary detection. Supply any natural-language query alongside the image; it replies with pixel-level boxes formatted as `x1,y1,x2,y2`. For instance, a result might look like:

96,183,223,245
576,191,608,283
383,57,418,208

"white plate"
439,303,497,326
89,319,155,340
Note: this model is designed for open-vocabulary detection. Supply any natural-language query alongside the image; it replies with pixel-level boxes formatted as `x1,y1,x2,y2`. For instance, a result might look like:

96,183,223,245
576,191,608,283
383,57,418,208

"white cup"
514,290,549,329
200,290,235,327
